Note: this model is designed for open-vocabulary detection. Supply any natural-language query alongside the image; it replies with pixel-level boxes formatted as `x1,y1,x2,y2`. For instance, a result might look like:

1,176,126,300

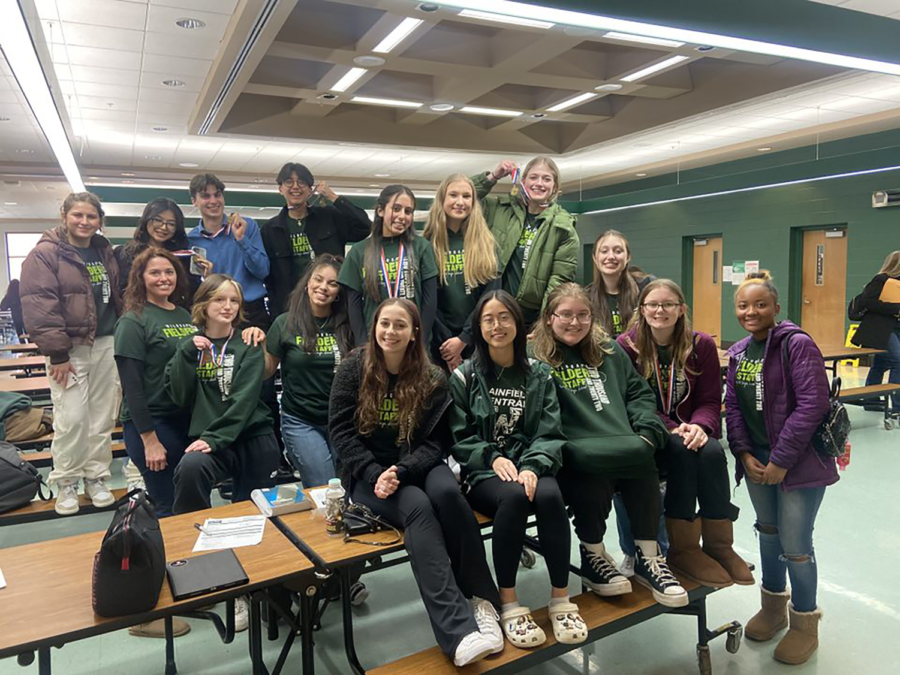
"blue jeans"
744,480,825,612
615,483,669,557
123,415,189,517
865,330,900,410
281,412,336,488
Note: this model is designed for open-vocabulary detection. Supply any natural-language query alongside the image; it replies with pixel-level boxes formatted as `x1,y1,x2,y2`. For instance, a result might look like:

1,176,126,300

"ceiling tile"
64,45,142,70
57,0,148,31
141,54,212,78
69,65,142,87
76,94,139,112
59,22,145,52
150,0,238,14
145,4,231,36
144,34,223,60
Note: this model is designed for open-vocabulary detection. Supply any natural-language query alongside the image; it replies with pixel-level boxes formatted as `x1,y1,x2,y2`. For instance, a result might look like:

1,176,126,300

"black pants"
663,435,740,521
173,433,280,514
122,415,190,517
467,475,571,590
352,465,480,656
557,467,660,544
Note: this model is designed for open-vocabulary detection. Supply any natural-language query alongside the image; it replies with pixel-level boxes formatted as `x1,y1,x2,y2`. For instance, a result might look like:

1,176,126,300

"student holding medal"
338,185,439,346
472,157,579,328
618,279,753,589
424,173,500,371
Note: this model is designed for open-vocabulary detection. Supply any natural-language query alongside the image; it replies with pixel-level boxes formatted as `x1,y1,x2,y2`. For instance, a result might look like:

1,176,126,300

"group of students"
17,156,836,667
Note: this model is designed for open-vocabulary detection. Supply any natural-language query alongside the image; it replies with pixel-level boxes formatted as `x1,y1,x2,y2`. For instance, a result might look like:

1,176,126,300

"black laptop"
166,549,249,601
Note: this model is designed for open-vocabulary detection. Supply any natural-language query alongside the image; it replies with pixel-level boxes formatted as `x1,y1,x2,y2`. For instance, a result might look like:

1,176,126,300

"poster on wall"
745,260,759,275
732,261,746,285
723,265,733,283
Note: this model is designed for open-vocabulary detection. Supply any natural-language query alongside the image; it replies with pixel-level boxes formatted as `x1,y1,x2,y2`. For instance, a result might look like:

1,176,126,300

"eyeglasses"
281,179,309,189
148,216,177,230
481,314,514,328
642,302,681,312
552,311,592,324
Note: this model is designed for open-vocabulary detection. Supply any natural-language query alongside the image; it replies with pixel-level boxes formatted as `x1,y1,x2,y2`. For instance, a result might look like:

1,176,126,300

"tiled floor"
0,365,896,674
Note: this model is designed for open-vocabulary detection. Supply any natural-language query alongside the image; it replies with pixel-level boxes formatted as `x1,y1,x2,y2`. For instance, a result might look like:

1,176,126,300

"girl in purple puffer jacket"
725,271,836,667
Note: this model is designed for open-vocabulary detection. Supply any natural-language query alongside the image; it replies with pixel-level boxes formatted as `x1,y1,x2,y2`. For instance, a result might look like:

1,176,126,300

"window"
7,233,43,282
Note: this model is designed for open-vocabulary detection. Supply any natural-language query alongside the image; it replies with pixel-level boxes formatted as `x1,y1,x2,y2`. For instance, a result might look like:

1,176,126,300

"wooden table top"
718,344,885,369
0,375,49,395
0,343,39,353
0,501,313,658
0,355,46,372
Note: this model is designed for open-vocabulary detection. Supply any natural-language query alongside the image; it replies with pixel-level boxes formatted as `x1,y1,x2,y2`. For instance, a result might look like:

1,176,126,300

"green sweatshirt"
547,342,668,478
165,333,272,452
449,358,565,486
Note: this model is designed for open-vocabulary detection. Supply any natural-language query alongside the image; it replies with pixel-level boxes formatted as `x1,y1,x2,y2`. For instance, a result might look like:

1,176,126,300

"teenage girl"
618,279,753,588
725,271,835,665
330,298,504,667
531,283,687,608
338,185,438,346
589,229,653,339
472,157,579,328
424,173,500,371
450,290,586,649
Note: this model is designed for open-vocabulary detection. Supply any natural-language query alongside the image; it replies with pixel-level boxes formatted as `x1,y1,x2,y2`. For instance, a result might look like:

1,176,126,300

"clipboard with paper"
878,278,900,303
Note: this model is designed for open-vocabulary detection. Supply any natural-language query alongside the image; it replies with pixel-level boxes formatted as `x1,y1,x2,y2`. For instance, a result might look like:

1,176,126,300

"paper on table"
0,566,6,589
193,515,267,553
308,487,328,511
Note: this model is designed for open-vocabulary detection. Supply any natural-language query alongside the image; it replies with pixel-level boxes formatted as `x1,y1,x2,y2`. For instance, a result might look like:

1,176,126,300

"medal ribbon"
653,351,675,415
380,243,405,299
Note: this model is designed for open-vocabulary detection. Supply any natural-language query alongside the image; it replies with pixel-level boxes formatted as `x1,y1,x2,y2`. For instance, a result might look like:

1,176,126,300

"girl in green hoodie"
532,283,688,609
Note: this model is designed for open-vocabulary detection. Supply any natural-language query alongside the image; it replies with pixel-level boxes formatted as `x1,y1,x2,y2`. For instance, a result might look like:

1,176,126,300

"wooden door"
801,229,847,348
691,236,723,345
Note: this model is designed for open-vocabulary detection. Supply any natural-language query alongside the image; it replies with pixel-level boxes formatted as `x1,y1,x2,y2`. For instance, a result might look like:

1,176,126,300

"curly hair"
356,298,441,445
531,283,614,368
285,254,352,356
123,247,189,314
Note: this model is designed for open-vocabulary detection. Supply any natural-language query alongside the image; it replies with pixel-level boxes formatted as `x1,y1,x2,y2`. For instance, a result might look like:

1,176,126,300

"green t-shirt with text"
608,294,624,338
735,338,769,451
287,216,315,288
502,213,539,299
76,246,117,337
487,365,526,450
114,304,196,421
436,229,477,335
550,346,613,437
267,313,341,426
366,376,402,467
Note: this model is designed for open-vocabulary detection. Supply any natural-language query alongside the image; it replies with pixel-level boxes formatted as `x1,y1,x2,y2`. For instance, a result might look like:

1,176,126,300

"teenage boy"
261,162,371,317
187,173,271,329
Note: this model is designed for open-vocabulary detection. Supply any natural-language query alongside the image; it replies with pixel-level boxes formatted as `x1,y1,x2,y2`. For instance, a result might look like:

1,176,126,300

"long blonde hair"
628,279,697,380
589,230,640,334
531,283,614,368
424,174,498,288
879,250,900,277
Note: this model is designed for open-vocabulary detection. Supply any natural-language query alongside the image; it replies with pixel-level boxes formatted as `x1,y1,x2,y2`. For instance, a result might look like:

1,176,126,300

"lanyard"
199,328,234,369
379,243,406,298
653,351,675,415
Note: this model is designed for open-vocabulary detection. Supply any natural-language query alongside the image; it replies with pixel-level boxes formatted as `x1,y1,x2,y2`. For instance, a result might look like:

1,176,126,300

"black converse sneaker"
633,543,689,608
580,544,632,596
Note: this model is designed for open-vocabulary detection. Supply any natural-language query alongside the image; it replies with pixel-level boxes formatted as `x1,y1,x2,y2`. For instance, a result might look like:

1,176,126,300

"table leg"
340,568,366,675
165,616,177,675
249,595,270,675
299,586,316,675
37,648,51,675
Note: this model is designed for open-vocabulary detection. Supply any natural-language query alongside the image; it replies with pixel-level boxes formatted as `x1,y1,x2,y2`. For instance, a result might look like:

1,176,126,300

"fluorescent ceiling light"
373,17,424,53
547,92,598,112
351,96,423,108
331,68,368,92
459,105,523,117
459,9,553,29
436,0,900,76
0,5,84,192
604,32,684,48
621,55,690,82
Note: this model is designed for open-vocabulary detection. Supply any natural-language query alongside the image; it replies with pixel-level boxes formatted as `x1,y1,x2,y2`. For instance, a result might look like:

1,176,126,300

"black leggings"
556,467,660,544
663,435,740,521
467,475,571,590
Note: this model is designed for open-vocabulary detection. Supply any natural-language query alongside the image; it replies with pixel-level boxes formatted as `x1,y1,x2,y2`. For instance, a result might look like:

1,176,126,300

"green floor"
1,370,896,674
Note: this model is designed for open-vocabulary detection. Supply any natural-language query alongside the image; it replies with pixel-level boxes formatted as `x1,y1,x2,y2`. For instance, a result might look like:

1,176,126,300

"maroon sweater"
617,329,722,438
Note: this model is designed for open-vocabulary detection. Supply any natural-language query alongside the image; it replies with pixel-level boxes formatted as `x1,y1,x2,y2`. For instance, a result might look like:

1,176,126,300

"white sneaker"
620,554,635,578
54,481,80,515
84,477,115,508
471,597,504,654
127,477,146,493
234,596,249,633
453,630,494,667
349,581,369,607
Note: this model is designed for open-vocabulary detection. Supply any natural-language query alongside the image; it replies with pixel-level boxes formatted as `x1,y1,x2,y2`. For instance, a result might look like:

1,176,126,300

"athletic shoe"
580,544,632,596
84,477,115,508
54,481,80,516
349,581,369,607
127,477,146,493
453,630,494,667
471,597,504,653
619,554,635,578
633,543,689,608
234,596,250,633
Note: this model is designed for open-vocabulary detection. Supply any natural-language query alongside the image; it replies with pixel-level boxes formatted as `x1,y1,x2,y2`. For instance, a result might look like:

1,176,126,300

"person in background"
451,290,586,649
589,229,654,340
851,249,900,413
472,157,579,329
531,283,687,609
330,298,504,667
424,173,500,371
21,192,122,516
261,162,371,318
619,279,754,589
115,198,210,301
725,271,835,665
338,185,438,346
186,174,270,329
0,279,25,339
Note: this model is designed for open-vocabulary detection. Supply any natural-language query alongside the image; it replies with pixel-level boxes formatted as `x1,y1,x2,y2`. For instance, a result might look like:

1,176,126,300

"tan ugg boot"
746,587,789,641
774,604,822,665
701,518,755,585
665,517,732,588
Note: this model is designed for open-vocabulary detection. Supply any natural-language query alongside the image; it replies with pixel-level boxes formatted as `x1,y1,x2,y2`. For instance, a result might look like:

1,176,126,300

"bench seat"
0,488,129,526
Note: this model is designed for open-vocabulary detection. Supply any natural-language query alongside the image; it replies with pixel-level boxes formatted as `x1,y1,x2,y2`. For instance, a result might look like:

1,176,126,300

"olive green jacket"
472,172,579,311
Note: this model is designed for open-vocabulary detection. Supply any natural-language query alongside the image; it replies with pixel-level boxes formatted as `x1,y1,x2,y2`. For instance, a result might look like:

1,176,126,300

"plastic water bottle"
324,478,345,536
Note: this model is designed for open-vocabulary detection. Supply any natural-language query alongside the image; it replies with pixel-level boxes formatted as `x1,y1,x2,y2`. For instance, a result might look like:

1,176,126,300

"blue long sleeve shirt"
187,216,270,302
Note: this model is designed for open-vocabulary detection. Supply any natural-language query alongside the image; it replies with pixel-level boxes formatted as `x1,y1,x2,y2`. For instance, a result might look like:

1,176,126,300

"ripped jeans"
744,480,825,612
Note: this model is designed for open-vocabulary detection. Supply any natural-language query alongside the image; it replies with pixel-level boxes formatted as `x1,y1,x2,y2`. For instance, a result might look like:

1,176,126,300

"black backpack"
0,441,49,513
92,489,167,617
